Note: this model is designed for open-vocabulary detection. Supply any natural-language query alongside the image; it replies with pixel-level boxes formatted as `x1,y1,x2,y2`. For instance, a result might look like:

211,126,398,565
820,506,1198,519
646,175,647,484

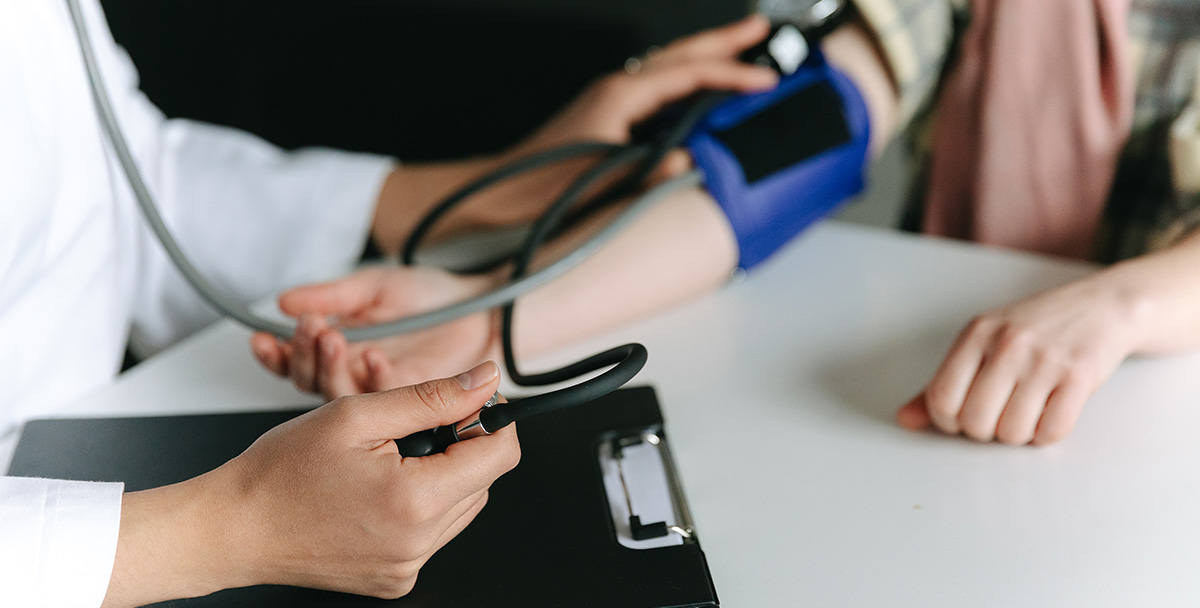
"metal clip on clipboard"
599,428,698,550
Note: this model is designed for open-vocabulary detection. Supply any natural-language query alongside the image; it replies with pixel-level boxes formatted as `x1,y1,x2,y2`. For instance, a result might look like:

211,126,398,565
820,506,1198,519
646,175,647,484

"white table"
7,221,1200,607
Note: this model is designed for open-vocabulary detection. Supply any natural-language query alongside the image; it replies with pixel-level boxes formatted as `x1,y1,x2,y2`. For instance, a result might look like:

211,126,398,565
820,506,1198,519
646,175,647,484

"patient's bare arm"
252,16,900,399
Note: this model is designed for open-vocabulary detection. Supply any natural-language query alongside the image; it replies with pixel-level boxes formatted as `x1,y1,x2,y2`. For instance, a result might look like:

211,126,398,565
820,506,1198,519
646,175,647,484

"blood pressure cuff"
686,49,870,270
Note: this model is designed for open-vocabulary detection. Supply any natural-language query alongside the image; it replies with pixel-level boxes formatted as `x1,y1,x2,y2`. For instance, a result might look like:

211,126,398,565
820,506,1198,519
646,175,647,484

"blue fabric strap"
686,49,871,270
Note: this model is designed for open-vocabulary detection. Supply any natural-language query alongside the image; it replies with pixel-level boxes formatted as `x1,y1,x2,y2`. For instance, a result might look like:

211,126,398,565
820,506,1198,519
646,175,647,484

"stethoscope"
64,0,734,456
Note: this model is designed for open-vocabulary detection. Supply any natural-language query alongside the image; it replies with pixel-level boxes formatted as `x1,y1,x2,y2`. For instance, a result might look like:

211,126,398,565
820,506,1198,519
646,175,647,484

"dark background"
100,0,748,161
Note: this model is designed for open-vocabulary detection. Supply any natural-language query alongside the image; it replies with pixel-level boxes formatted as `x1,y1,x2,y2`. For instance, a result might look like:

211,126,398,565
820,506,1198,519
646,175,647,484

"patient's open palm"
251,266,500,399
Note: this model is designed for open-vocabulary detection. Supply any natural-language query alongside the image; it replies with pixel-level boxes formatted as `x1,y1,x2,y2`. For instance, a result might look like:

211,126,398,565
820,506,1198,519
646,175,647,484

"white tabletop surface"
7,220,1200,607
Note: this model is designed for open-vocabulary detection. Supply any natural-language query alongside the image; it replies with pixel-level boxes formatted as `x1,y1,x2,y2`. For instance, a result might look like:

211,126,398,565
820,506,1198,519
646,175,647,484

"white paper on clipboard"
599,431,691,550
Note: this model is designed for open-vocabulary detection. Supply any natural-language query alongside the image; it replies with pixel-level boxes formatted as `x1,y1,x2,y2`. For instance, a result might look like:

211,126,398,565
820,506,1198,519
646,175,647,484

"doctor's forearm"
102,475,252,607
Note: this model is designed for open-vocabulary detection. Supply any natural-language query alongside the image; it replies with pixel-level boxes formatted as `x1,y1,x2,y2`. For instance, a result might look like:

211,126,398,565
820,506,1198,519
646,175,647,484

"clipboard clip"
600,429,698,550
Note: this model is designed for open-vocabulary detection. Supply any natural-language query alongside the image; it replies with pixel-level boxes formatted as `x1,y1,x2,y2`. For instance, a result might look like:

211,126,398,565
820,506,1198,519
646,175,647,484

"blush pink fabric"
922,0,1136,259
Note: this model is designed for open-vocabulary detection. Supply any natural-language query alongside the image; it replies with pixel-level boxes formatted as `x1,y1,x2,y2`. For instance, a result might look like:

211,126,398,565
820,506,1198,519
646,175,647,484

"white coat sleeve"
0,477,124,607
127,119,394,356
0,4,126,605
78,0,395,356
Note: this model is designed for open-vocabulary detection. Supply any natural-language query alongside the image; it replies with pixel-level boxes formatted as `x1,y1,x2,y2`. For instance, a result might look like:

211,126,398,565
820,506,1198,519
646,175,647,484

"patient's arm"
253,17,901,398
251,185,738,396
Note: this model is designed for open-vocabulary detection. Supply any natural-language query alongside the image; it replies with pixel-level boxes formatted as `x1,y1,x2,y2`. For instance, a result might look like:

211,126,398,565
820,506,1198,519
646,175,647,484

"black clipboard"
8,386,718,607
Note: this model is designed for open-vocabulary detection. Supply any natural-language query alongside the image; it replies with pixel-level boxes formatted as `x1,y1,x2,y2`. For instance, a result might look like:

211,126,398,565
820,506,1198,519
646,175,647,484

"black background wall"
100,0,747,161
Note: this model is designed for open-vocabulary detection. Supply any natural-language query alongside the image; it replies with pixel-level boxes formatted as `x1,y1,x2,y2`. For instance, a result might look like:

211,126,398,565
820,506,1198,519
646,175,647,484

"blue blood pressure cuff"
686,49,870,270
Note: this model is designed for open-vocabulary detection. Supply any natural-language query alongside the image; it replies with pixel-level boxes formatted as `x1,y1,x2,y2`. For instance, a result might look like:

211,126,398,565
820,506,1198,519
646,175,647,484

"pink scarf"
922,0,1135,259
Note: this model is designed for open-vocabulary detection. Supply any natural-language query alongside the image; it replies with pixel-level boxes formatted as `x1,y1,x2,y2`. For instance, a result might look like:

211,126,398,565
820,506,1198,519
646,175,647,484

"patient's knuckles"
1060,361,1100,392
959,417,996,443
992,323,1036,356
962,315,1000,343
922,384,962,422
995,425,1033,446
1033,424,1072,446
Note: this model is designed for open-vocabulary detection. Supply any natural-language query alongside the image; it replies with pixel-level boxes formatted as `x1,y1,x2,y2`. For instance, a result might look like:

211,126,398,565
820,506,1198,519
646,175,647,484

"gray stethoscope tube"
66,0,698,341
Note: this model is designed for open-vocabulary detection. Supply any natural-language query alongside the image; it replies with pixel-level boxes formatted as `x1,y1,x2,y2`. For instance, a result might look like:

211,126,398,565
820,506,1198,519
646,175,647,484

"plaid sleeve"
1152,82,1200,249
1171,102,1200,195
850,0,960,126
1117,4,1200,256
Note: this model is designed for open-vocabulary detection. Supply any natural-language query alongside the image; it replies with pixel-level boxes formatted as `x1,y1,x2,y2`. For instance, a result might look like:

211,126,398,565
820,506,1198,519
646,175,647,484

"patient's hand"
895,228,1200,446
895,276,1144,445
251,266,501,399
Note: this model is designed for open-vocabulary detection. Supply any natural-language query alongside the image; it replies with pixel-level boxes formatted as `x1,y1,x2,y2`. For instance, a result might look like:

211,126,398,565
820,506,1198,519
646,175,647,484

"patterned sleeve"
1125,4,1200,255
850,0,961,126
1157,84,1200,248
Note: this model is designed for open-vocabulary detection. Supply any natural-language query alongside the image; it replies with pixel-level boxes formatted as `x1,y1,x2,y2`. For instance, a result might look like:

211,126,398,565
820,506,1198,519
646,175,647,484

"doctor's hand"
251,266,502,399
895,278,1144,446
102,362,519,607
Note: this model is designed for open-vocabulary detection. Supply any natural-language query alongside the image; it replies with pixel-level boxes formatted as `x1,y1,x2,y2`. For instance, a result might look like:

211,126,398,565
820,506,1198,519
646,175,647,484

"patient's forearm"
509,187,738,357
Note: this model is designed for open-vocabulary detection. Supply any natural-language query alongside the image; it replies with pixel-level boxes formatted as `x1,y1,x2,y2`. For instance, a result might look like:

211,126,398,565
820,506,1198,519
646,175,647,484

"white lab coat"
0,0,393,604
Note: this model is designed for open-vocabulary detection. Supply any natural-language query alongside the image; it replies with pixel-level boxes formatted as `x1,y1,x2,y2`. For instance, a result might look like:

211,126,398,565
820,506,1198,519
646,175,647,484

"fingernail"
456,361,498,390
320,336,336,359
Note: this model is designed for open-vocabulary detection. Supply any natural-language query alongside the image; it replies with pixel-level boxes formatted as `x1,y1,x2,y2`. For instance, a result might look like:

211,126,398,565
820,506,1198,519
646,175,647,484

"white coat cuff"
0,477,124,608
